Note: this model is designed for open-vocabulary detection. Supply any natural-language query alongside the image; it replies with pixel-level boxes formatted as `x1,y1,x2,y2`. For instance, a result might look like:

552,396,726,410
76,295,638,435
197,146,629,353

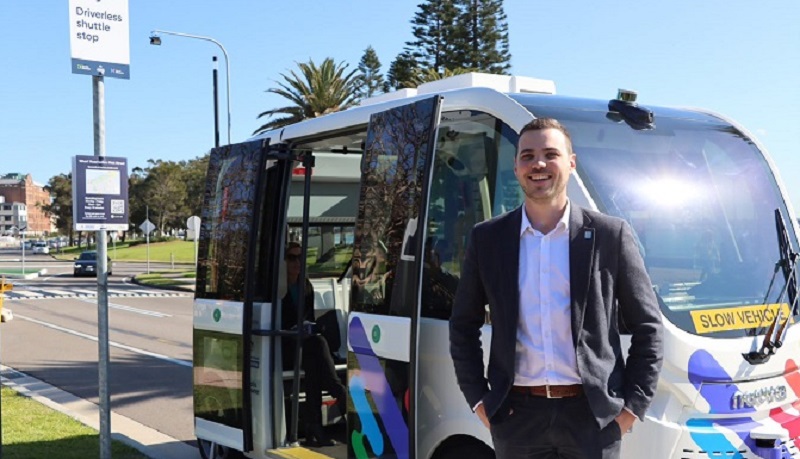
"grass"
1,387,147,458
0,268,40,275
55,239,197,264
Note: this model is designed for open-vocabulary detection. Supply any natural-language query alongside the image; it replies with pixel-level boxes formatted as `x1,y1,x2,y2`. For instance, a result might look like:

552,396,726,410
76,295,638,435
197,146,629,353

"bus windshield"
517,100,797,338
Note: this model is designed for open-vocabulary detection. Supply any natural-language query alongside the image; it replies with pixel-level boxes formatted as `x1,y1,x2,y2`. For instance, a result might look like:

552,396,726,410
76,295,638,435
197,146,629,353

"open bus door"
194,140,292,457
347,96,443,459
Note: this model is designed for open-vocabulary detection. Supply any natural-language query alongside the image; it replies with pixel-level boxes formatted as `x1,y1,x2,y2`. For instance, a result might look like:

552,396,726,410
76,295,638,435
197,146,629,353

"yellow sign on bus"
690,303,791,334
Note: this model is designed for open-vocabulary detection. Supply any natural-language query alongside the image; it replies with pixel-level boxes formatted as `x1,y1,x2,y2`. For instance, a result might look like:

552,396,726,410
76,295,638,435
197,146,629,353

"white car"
32,242,50,254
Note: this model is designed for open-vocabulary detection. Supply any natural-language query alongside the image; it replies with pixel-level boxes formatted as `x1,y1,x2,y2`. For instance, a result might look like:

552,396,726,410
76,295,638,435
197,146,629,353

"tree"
406,0,460,75
254,58,360,134
355,46,385,99
454,0,511,74
41,173,74,243
408,67,475,87
385,51,420,91
182,154,210,218
397,0,512,85
137,159,189,235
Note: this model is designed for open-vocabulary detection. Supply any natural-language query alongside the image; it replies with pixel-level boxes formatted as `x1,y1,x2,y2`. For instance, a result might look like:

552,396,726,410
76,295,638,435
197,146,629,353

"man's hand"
475,403,490,429
614,409,636,435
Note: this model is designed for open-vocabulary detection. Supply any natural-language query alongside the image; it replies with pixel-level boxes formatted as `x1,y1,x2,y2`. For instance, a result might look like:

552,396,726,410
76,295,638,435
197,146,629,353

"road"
0,247,198,452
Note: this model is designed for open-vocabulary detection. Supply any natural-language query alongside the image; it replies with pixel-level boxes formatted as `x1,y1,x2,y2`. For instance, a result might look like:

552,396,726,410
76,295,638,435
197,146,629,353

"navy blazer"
449,205,664,429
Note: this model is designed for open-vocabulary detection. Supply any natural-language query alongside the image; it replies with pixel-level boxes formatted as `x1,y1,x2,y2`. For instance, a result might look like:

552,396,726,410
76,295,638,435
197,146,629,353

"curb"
130,276,195,294
0,268,47,280
1,365,198,459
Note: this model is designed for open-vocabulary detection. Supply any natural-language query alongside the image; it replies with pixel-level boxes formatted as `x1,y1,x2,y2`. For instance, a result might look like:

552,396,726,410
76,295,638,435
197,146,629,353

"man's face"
286,248,302,279
514,128,576,205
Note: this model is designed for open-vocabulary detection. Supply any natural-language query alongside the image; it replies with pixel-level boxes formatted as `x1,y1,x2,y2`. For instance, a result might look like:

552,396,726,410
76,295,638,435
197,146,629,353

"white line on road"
15,314,191,367
78,298,172,318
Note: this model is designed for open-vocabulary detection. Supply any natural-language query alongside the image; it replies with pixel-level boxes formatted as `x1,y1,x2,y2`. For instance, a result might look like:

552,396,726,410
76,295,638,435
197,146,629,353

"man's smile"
527,173,552,182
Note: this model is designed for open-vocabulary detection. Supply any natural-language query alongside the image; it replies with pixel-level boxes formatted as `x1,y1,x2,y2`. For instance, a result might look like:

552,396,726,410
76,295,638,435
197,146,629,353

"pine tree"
406,0,460,75
400,0,511,82
455,0,511,74
385,51,420,91
355,46,385,99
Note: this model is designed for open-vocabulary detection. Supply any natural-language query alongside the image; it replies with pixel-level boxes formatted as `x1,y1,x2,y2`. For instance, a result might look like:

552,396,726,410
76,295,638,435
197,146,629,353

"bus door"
194,140,292,455
348,96,443,459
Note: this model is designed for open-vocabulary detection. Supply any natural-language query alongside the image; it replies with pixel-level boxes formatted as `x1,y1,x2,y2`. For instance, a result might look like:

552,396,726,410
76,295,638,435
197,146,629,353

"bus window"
421,111,521,320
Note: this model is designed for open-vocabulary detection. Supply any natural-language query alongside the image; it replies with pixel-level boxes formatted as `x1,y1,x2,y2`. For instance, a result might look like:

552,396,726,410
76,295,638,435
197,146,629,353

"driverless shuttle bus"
192,73,800,459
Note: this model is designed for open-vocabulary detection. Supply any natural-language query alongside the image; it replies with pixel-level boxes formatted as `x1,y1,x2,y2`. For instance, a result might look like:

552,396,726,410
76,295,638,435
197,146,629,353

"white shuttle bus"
192,73,800,459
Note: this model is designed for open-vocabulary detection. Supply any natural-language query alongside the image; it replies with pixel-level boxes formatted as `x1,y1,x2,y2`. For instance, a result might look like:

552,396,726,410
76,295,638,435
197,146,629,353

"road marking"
10,290,42,298
39,289,77,296
78,298,172,318
2,289,190,300
14,314,192,367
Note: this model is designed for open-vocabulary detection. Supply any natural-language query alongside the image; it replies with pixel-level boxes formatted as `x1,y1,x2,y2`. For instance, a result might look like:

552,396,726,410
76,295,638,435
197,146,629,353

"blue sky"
3,1,799,210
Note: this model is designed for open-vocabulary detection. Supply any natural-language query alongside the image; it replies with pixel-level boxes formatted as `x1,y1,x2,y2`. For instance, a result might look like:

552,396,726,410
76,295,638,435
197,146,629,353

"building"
0,196,27,236
0,173,52,236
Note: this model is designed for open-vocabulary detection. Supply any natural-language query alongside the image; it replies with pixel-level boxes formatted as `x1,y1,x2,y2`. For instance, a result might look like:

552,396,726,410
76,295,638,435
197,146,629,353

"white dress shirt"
514,202,581,386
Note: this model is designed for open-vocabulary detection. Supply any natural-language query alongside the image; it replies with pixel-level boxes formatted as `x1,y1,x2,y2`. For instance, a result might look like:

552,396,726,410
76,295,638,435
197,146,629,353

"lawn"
55,239,198,264
1,387,146,458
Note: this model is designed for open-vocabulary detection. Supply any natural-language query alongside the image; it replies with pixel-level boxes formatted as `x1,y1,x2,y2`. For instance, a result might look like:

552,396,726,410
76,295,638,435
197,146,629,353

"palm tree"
406,67,475,88
254,58,360,134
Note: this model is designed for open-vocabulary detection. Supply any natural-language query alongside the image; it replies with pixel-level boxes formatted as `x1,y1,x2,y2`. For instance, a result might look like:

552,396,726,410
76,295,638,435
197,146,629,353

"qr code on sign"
110,199,125,215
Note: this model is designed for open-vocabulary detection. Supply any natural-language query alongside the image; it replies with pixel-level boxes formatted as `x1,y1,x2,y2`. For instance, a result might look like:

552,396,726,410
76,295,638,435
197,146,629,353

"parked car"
73,251,112,276
32,242,50,254
20,240,32,250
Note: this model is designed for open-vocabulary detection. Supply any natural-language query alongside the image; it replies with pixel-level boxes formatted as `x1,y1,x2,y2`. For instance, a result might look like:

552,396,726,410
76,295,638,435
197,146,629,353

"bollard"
0,277,13,323
171,252,174,270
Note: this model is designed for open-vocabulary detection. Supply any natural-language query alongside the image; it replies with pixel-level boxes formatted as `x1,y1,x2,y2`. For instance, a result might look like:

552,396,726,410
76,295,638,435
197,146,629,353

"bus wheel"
197,438,244,459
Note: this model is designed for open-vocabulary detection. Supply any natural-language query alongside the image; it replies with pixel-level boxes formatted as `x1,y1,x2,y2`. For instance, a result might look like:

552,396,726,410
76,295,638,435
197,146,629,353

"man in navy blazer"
449,118,663,458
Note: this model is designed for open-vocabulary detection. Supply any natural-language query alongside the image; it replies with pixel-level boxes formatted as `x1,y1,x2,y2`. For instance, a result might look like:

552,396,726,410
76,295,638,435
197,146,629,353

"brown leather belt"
512,384,583,399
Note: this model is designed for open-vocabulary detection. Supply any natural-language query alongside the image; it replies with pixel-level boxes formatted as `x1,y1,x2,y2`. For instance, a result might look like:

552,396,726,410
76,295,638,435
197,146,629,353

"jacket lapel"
499,207,522,340
569,206,594,347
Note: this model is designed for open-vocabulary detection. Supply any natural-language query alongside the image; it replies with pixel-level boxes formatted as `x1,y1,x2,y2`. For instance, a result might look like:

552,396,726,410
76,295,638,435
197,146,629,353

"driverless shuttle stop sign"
69,0,130,79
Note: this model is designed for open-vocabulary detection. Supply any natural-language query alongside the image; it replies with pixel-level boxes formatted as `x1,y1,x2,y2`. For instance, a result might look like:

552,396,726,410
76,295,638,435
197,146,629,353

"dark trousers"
490,392,621,459
297,335,346,426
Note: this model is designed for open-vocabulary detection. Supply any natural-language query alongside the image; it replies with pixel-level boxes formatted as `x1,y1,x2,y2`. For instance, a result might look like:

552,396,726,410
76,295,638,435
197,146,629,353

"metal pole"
212,56,220,148
146,206,150,275
21,231,25,276
93,74,112,459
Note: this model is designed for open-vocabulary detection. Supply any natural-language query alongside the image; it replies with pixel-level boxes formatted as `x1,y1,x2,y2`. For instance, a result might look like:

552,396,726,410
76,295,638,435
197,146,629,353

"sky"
2,1,799,211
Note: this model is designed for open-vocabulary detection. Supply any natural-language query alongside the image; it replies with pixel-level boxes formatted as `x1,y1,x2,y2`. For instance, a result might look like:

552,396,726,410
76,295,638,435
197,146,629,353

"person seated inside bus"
282,242,347,447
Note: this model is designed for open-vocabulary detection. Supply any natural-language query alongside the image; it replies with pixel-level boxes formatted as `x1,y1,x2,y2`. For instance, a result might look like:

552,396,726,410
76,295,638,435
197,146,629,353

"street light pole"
212,56,220,148
149,30,231,145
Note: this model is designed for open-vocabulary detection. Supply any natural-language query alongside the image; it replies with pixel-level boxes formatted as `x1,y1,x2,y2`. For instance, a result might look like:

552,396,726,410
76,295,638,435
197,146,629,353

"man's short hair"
518,118,574,155
285,241,301,258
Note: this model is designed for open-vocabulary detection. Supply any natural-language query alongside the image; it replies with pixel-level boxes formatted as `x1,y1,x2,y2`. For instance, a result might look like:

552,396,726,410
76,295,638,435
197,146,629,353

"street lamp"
149,30,231,145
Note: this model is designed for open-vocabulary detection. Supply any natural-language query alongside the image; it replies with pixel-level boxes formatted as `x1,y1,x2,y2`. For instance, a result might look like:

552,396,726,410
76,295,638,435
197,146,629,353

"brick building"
0,173,52,236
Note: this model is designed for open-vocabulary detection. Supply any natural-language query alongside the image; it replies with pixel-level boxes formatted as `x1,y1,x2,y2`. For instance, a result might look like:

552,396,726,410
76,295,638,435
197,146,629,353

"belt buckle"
546,385,561,399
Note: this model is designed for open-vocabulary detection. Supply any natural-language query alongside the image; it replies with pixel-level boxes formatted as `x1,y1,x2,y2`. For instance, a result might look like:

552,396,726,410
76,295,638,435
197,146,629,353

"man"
449,118,663,458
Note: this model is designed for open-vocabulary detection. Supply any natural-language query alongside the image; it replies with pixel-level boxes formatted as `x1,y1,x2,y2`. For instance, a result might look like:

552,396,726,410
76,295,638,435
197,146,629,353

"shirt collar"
519,200,571,237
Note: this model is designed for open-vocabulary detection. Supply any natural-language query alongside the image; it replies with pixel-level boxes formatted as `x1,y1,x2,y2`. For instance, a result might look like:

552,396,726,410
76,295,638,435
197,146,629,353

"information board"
72,156,129,231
